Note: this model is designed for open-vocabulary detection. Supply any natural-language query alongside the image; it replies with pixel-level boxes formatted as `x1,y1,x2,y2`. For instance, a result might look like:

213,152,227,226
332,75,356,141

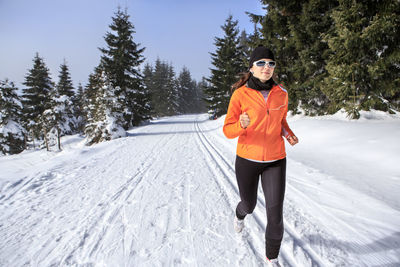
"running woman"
223,45,299,266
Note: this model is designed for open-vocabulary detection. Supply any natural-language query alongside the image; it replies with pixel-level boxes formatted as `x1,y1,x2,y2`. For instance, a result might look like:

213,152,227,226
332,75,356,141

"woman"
223,46,298,266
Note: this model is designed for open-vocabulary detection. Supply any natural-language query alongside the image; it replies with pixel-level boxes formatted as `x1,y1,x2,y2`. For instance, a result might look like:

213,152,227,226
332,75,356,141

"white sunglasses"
253,60,276,68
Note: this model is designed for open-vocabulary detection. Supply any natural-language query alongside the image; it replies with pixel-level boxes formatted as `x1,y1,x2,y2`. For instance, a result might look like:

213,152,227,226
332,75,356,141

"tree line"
204,0,399,119
2,1,399,155
0,8,205,155
143,59,206,117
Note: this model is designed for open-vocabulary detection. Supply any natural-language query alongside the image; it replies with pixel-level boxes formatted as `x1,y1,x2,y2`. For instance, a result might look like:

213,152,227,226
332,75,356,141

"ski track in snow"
195,121,330,267
0,114,399,267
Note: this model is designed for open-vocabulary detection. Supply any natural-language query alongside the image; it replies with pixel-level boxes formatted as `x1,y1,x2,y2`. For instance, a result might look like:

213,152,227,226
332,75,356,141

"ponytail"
231,72,251,93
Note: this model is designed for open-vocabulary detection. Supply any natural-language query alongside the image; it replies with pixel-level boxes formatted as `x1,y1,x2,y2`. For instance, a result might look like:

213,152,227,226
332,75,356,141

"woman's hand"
239,112,250,129
287,135,299,146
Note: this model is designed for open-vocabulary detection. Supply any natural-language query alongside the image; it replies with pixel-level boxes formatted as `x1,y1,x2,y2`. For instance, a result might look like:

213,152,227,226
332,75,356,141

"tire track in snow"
195,119,329,267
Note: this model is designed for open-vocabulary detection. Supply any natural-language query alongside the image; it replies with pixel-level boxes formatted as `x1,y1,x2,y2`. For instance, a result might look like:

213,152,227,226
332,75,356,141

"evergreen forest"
1,1,399,155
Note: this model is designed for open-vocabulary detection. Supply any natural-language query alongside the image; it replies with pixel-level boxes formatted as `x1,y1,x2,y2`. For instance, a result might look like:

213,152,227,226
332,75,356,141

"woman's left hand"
287,135,299,146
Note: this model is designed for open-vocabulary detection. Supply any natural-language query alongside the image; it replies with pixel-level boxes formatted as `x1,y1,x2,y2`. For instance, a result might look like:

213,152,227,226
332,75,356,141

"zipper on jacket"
256,87,275,161
264,90,273,161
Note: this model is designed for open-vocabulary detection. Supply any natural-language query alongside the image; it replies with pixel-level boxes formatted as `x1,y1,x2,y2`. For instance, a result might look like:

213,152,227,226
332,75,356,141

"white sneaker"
233,216,244,233
266,257,281,267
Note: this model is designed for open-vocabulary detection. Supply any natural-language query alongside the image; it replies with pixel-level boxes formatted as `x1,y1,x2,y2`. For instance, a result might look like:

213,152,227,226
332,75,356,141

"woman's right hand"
239,112,250,129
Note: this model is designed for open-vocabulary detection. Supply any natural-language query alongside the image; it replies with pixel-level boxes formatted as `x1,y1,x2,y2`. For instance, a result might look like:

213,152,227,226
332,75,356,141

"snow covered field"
0,112,399,267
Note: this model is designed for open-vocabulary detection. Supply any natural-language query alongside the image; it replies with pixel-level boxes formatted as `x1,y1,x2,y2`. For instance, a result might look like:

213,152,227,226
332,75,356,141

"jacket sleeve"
223,91,246,139
281,95,294,138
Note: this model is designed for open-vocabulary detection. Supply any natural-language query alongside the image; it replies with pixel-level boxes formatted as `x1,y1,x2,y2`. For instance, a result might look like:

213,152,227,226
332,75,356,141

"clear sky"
0,0,265,89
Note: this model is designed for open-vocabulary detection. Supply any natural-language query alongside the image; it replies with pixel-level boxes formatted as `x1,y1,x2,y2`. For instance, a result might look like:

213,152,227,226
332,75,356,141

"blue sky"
0,0,265,89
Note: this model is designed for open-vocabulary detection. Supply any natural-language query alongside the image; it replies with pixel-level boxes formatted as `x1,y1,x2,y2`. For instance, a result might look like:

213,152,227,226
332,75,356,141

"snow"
0,120,24,136
104,111,126,140
0,112,399,266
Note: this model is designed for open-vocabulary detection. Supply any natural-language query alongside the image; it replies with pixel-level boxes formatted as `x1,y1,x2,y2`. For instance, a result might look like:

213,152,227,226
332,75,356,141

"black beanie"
249,45,275,69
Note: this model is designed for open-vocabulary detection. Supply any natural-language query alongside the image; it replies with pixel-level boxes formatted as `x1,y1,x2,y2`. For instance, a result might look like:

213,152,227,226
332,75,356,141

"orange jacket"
223,84,294,161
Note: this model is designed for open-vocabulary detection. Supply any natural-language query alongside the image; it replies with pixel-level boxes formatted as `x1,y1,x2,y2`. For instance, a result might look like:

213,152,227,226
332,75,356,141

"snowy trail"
200,114,400,267
0,114,399,267
195,121,330,267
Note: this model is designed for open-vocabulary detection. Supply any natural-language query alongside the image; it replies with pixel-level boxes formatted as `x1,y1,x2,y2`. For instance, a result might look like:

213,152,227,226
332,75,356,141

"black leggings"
235,155,286,259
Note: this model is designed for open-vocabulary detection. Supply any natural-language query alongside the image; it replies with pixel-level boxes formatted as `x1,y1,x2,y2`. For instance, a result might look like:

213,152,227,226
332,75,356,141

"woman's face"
250,58,275,82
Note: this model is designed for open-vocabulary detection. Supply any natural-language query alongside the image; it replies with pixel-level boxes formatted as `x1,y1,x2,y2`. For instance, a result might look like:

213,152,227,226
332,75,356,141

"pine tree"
360,0,400,112
205,15,246,117
55,60,76,134
40,60,77,151
150,59,164,116
322,0,400,118
99,7,150,128
0,79,26,155
246,21,262,52
57,60,75,97
21,53,53,141
84,66,103,134
131,67,152,126
84,66,126,145
238,30,252,67
73,83,87,133
142,63,155,117
288,0,338,115
151,59,170,116
321,0,365,117
146,59,202,116
193,78,207,113
165,64,179,116
40,104,60,151
142,63,153,89
177,66,196,114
